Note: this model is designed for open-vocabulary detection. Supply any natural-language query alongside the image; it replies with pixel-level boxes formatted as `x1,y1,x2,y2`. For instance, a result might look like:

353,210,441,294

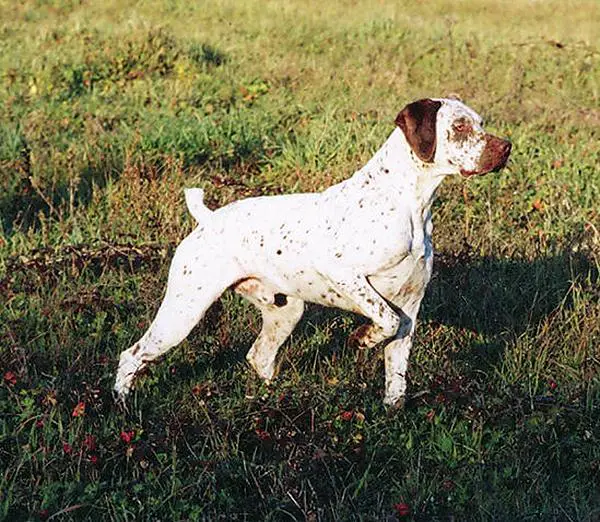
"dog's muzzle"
461,136,512,177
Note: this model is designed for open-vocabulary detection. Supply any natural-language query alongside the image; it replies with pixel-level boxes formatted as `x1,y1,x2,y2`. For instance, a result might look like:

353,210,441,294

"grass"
0,0,599,519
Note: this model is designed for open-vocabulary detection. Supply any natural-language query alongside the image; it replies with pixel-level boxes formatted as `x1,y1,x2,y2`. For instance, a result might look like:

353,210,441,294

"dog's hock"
184,188,212,223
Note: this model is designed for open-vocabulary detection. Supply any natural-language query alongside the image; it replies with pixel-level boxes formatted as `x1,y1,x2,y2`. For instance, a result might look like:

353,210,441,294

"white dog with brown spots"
114,98,511,407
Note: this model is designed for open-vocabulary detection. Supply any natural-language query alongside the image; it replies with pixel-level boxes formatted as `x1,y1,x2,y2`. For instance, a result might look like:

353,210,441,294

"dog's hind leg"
114,234,241,400
235,279,304,382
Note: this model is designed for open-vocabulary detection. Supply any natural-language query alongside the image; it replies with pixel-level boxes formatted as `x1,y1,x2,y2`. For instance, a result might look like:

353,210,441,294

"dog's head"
395,98,511,177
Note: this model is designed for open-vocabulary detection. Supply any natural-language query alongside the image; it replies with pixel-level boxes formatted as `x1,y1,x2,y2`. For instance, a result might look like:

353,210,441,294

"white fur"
114,98,509,407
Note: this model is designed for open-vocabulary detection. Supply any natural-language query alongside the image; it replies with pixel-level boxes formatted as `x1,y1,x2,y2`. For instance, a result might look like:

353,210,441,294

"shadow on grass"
421,250,596,370
128,251,596,520
427,250,591,334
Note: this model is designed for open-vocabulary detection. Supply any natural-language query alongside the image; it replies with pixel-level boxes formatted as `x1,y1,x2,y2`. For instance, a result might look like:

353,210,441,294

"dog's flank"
114,98,511,407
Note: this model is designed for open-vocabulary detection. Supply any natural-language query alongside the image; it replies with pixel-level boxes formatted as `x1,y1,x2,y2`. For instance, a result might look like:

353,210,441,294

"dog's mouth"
460,136,512,178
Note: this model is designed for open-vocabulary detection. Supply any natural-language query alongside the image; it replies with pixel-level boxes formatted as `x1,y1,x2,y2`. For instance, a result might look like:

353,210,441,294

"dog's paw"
246,348,278,383
383,393,406,410
249,363,276,384
112,385,130,411
113,375,133,403
114,350,144,401
113,366,139,409
348,324,381,349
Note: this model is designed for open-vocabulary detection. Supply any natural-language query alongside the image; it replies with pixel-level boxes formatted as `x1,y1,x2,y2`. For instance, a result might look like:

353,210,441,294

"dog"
114,97,511,407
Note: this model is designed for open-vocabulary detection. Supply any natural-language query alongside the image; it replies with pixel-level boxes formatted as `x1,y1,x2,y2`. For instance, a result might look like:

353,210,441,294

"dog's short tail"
184,188,212,223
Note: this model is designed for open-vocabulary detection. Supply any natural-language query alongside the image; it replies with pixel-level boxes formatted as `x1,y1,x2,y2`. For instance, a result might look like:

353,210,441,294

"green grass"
1,0,599,520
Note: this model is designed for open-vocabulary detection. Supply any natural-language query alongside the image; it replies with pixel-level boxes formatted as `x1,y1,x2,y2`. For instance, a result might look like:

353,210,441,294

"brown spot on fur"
274,293,287,307
233,277,261,295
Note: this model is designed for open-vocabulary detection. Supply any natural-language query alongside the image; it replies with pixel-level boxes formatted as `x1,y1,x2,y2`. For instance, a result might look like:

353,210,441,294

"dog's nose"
500,139,512,165
490,136,511,154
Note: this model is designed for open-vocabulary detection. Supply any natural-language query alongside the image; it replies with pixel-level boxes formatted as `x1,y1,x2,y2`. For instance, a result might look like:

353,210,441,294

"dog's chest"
369,210,434,305
297,207,434,311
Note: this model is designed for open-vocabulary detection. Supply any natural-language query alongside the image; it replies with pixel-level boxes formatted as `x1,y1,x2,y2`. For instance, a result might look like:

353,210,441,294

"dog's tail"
184,188,213,223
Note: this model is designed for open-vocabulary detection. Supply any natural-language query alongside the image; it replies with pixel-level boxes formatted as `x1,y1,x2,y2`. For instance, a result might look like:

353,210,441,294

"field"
1,0,599,520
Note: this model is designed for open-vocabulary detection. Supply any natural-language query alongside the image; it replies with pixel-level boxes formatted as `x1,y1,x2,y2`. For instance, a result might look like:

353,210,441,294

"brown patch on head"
449,117,474,145
395,98,442,163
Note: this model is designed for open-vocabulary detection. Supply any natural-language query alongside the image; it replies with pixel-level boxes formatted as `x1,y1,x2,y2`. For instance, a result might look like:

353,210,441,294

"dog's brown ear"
395,98,442,163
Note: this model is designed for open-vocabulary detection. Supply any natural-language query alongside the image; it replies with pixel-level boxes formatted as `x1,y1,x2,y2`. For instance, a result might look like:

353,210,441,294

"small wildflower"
42,391,57,407
35,419,45,429
82,434,96,452
120,430,135,444
3,371,17,386
313,448,326,460
548,379,558,391
425,409,436,422
89,454,99,465
532,199,544,212
442,479,455,491
72,402,85,418
393,502,410,517
448,379,462,394
255,428,270,441
63,442,72,455
340,410,354,422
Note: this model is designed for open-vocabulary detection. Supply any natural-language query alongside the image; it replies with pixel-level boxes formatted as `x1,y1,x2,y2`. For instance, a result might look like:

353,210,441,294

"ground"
0,0,599,520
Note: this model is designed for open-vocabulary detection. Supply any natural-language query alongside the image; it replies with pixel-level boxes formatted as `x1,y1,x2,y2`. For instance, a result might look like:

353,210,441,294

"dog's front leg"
383,290,427,408
327,273,401,347
383,335,413,408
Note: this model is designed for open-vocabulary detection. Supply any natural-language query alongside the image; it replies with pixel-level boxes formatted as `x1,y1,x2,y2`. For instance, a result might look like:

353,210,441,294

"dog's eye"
453,121,469,133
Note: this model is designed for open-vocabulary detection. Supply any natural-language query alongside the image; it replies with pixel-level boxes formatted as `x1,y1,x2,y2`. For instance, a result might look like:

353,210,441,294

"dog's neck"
359,128,449,210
